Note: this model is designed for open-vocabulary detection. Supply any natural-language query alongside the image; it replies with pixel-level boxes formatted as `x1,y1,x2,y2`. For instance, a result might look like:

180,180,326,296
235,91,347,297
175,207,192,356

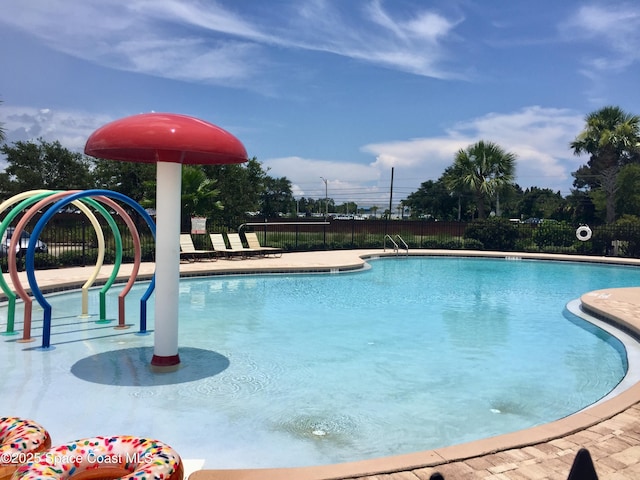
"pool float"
0,417,52,480
11,436,183,480
576,225,592,241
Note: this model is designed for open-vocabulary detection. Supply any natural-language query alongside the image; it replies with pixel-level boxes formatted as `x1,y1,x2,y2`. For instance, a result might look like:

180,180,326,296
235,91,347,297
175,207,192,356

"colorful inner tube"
0,417,51,480
10,436,183,480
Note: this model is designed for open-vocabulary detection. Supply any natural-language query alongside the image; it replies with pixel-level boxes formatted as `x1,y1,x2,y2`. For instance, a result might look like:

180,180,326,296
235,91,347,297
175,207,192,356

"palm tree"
445,140,516,219
570,106,640,223
180,165,222,229
0,100,6,144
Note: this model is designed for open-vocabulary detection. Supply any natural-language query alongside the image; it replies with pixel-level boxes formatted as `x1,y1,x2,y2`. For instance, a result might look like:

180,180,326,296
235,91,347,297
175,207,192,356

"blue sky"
1,0,640,209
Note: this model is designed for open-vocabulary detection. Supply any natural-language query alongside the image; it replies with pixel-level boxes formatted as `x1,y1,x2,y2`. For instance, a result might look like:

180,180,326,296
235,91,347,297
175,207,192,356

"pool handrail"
396,235,409,255
383,234,399,253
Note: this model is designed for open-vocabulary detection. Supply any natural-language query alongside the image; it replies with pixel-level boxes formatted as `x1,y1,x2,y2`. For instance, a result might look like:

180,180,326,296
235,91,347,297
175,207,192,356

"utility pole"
388,167,394,219
320,176,328,217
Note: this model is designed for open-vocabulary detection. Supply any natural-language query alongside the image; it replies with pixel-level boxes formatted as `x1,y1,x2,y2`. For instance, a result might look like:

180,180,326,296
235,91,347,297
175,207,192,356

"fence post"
323,221,327,249
351,218,355,248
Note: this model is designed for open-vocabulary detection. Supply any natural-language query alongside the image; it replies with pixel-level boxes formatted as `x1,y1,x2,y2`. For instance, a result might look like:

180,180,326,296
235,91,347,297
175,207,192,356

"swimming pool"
2,256,640,469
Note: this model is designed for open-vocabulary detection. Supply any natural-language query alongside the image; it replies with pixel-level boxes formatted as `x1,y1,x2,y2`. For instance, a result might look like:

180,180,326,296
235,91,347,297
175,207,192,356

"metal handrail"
383,234,398,253
395,235,409,255
238,221,330,232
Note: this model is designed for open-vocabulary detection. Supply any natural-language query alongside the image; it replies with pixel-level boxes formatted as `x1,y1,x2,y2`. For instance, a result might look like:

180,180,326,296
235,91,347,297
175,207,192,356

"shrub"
463,218,518,251
612,215,640,257
533,221,575,248
141,244,155,261
515,238,537,252
418,237,467,249
121,249,136,263
462,238,484,250
0,254,59,271
57,249,99,267
587,228,610,256
33,253,60,270
540,245,577,254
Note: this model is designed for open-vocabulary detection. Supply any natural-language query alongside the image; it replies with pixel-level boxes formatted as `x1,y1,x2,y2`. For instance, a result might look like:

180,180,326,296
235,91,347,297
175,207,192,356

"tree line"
405,105,640,224
0,139,297,230
1,105,639,228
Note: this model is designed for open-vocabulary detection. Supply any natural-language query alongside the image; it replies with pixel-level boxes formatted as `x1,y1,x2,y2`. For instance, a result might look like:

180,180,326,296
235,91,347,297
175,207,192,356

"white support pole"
151,161,182,367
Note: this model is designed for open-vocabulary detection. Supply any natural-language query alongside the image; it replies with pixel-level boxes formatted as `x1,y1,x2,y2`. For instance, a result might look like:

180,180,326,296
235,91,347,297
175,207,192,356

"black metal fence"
235,217,640,259
5,215,640,270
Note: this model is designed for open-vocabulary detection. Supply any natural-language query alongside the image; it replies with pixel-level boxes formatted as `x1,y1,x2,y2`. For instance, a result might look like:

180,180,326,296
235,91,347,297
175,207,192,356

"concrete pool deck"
4,249,640,479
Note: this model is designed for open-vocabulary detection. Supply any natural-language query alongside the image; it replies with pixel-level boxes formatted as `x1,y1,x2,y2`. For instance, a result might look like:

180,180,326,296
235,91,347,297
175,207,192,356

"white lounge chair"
209,233,246,259
179,234,216,262
226,233,263,257
244,232,283,257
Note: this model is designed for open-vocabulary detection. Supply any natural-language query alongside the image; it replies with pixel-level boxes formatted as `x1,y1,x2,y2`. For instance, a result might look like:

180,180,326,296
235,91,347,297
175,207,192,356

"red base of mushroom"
151,354,181,367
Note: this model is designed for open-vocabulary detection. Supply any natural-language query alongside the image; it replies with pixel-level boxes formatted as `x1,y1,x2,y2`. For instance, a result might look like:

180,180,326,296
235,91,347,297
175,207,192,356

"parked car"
1,227,48,257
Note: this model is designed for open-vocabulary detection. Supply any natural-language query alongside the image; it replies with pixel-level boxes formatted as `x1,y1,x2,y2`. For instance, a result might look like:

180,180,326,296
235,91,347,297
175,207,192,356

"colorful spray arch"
0,189,156,349
0,190,106,336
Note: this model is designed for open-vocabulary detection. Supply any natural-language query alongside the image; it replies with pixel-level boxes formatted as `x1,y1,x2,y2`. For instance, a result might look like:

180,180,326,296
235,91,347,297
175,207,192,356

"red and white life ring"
576,225,592,241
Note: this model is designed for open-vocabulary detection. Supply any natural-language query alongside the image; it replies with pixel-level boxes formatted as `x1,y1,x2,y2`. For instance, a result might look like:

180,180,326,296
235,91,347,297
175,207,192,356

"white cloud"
0,1,267,87
310,1,461,77
265,106,587,205
557,4,640,104
116,37,262,82
0,106,113,153
263,156,382,202
561,4,640,71
455,107,586,191
2,105,587,204
0,0,464,88
132,0,268,41
367,106,585,193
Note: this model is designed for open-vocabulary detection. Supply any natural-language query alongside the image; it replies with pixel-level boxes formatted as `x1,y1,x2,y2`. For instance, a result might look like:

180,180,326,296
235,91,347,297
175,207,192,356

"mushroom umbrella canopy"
85,113,248,368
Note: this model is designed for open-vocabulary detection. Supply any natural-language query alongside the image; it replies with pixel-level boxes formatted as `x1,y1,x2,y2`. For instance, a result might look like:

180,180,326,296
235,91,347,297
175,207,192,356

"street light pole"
320,176,329,248
320,176,328,218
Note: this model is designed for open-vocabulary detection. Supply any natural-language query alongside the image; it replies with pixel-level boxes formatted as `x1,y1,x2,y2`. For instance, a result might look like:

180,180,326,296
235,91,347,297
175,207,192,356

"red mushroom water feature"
85,113,248,368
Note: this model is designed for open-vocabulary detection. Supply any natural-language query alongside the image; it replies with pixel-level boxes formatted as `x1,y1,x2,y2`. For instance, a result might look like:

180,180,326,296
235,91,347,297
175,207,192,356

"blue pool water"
2,257,640,469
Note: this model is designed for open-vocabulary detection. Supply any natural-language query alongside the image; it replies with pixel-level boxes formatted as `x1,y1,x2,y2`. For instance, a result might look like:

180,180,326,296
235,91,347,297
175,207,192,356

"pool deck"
7,249,640,479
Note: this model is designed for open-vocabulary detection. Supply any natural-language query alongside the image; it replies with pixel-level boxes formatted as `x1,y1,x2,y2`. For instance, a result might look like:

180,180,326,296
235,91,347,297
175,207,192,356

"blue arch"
27,190,157,349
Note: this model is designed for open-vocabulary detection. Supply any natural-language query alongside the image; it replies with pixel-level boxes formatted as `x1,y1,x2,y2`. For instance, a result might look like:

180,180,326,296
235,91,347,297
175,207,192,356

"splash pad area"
2,255,640,472
0,112,254,480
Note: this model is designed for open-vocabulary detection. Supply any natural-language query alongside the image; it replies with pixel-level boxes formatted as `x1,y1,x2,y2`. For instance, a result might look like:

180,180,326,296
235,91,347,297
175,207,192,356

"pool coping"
4,249,640,479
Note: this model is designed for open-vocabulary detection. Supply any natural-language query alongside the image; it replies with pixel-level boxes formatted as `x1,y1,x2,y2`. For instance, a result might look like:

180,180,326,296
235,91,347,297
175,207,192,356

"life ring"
11,436,183,480
0,417,51,480
576,225,592,241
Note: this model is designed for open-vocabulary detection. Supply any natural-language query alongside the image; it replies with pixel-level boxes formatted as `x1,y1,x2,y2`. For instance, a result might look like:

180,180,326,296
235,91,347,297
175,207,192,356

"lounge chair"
179,234,216,262
209,233,246,259
244,232,283,257
226,233,263,257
